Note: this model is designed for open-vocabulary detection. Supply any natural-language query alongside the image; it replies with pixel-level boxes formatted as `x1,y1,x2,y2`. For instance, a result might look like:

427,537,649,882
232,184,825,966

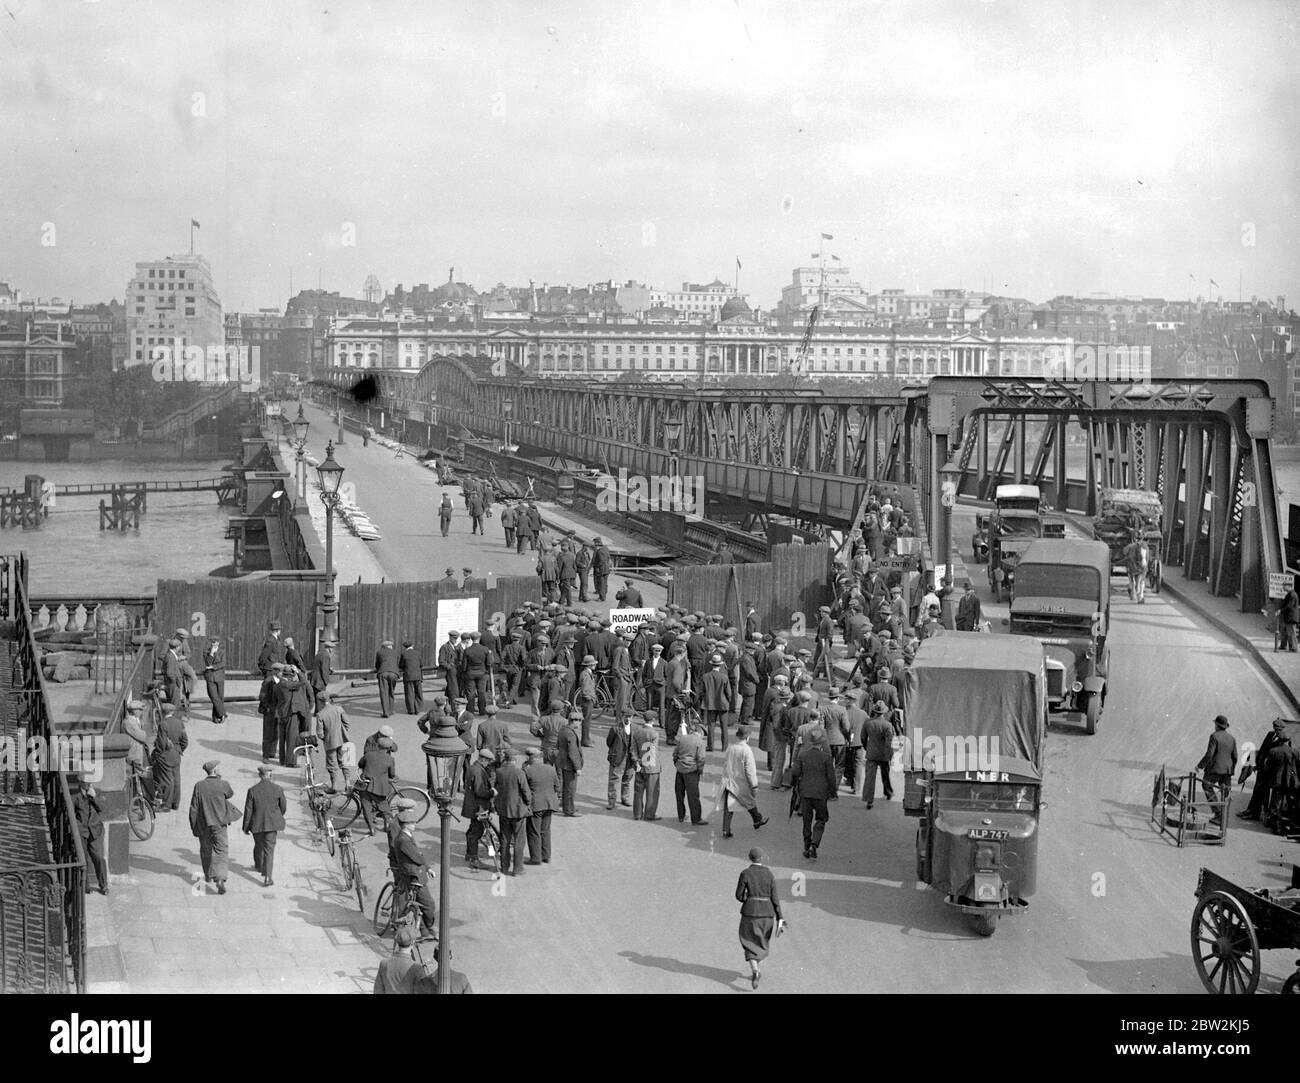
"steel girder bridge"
316,360,1286,611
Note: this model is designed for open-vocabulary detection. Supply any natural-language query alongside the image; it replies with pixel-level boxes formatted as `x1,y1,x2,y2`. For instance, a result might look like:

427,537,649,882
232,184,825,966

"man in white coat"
720,725,769,839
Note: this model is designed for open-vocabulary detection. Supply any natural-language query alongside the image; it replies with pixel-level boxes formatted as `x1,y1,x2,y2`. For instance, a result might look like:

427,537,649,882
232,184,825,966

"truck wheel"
967,912,999,937
1084,693,1101,735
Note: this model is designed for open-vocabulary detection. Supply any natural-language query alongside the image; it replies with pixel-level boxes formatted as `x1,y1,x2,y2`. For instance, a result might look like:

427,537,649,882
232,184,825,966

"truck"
977,484,1065,602
904,634,1048,936
1007,538,1111,734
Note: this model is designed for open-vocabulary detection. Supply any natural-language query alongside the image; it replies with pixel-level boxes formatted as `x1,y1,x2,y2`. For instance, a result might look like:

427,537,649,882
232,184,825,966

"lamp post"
420,719,468,994
334,386,345,444
290,404,310,503
663,413,683,480
938,458,961,581
316,441,345,646
502,396,513,453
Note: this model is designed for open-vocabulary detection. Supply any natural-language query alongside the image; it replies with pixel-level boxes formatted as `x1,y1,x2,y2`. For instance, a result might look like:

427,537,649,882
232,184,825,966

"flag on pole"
820,232,834,240
191,219,201,229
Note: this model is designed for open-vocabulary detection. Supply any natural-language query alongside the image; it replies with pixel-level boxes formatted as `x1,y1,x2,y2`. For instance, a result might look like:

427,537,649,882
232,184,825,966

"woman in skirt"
735,847,786,989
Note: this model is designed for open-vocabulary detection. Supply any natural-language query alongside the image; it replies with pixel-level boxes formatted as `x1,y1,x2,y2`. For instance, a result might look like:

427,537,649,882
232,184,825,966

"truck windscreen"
1015,564,1099,602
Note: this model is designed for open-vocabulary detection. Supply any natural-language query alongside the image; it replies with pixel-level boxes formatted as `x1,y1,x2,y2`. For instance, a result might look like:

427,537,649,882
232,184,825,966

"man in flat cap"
399,637,425,716
437,630,463,703
555,712,584,817
162,636,187,714
524,748,560,865
1197,715,1237,827
615,579,643,609
1240,718,1290,821
461,749,497,871
374,926,432,994
152,702,187,811
700,653,733,753
257,619,286,677
189,760,234,894
591,536,611,601
243,765,287,887
374,636,400,718
391,803,437,936
438,493,454,537
71,770,107,895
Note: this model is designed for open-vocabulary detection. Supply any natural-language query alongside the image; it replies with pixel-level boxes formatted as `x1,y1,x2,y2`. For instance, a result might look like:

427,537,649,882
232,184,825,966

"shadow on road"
618,950,744,990
1066,952,1198,993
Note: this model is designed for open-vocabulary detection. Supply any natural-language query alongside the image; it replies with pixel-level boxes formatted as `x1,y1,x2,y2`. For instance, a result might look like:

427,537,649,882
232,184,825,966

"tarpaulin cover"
904,633,1046,771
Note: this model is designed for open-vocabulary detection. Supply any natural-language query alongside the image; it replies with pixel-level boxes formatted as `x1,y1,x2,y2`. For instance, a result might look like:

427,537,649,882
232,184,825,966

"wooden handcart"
1190,866,1300,994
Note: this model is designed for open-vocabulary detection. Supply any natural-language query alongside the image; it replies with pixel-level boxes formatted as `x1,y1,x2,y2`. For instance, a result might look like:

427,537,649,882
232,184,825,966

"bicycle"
295,743,320,790
335,827,367,913
389,783,434,825
592,671,617,719
468,808,504,876
126,760,157,841
330,777,396,837
305,782,337,855
373,867,438,942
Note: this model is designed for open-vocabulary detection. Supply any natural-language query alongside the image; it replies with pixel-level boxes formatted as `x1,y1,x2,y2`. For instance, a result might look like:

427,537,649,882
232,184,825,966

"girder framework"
315,366,1286,610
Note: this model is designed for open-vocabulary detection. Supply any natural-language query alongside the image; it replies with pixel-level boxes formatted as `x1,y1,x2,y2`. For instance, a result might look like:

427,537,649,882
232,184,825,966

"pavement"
72,469,1300,994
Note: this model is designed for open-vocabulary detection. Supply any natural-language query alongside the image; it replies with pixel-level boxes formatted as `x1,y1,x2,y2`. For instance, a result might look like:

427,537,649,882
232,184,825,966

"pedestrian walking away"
1196,714,1237,826
242,765,287,887
736,847,786,988
375,637,400,718
791,728,836,859
189,760,236,894
523,747,561,865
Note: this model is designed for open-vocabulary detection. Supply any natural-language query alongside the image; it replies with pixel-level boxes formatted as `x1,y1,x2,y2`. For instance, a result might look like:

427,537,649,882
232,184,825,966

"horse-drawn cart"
1093,487,1164,594
1190,866,1300,994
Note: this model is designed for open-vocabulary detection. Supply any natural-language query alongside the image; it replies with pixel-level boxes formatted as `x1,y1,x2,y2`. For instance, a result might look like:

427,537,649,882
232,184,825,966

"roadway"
270,409,1300,992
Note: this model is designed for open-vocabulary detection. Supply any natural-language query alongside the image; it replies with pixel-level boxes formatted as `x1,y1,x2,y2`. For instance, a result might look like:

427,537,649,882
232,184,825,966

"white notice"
436,596,481,645
609,607,657,635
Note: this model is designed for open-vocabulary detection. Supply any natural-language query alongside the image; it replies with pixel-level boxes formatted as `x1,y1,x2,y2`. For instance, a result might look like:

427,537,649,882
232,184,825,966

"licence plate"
968,828,1009,840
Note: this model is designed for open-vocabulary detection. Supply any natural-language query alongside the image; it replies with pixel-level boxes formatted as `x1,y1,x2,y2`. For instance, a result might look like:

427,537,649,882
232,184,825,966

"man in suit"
791,729,837,860
257,664,283,763
591,536,611,600
515,506,534,553
202,636,227,724
955,582,982,632
242,764,287,887
700,654,733,753
476,704,512,764
574,655,598,748
461,631,493,716
276,665,304,767
375,638,401,718
744,601,761,642
467,489,486,535
461,749,496,871
399,638,424,715
499,502,517,549
843,691,869,795
537,546,559,603
615,579,643,608
523,748,560,865
1240,718,1290,820
499,630,527,704
575,541,593,601
310,639,334,703
529,703,567,767
494,749,532,877
162,638,187,713
605,712,636,810
153,703,188,811
673,721,707,825
611,630,635,724
190,760,234,894
557,544,577,606
640,642,667,726
392,805,437,935
736,644,760,726
437,631,462,703
374,926,432,994
861,701,896,807
1197,714,1238,826
257,620,286,677
316,692,353,793
72,771,108,895
555,712,584,817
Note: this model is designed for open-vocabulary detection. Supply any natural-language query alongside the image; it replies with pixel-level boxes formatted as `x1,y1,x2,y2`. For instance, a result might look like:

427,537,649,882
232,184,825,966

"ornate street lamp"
501,396,514,453
316,441,345,645
938,457,962,581
663,413,683,480
421,718,468,994
291,404,310,503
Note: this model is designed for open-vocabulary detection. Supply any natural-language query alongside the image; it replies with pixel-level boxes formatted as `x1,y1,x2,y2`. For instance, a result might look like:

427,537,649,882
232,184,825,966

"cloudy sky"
2,0,1297,311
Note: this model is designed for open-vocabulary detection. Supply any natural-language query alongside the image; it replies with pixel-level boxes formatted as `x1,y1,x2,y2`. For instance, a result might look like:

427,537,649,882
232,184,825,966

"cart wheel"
1084,693,1101,735
1282,970,1300,995
372,881,395,936
967,912,999,937
1191,891,1260,994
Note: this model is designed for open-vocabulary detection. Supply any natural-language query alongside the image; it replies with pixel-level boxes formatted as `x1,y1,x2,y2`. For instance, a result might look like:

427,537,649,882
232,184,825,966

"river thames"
0,458,233,595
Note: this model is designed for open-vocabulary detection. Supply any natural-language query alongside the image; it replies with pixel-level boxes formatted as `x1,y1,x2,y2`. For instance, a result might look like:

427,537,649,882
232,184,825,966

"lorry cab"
1008,539,1111,734
994,483,1043,514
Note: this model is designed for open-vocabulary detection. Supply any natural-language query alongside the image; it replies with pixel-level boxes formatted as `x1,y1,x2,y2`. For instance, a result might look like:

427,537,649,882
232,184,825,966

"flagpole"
190,220,194,255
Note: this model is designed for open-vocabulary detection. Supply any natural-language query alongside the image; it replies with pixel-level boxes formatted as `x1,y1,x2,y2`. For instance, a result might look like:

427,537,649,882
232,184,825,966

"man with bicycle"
462,749,496,871
392,805,437,937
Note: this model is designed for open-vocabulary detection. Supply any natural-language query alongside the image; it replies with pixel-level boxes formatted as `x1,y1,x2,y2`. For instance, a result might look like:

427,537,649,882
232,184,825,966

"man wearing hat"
1197,715,1238,826
494,749,533,876
258,662,286,763
791,728,836,860
744,600,761,642
437,630,463,704
500,630,527,705
524,748,561,864
537,545,560,604
202,635,228,725
374,926,432,994
242,765,287,887
462,631,493,716
861,701,896,807
374,637,401,718
811,606,835,679
591,536,611,601
574,655,598,747
441,566,457,585
641,641,667,726
700,653,734,754
1258,729,1300,828
1240,719,1290,821
438,493,454,537
121,697,157,806
257,620,286,677
72,771,108,895
316,691,355,793
615,579,643,608
461,750,496,870
555,712,584,817
152,702,187,811
399,638,425,716
392,804,437,935
574,537,593,601
162,637,188,714
189,761,234,894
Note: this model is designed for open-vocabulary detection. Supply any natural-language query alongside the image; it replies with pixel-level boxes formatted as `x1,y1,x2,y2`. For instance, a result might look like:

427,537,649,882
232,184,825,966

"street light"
938,457,961,580
420,718,468,994
663,413,683,479
502,396,513,453
316,441,345,646
291,404,310,503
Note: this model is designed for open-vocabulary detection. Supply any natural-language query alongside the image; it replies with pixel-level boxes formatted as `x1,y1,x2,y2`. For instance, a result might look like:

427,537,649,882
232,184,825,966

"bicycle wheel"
339,843,354,891
324,816,337,857
482,822,502,875
128,792,154,841
352,858,366,912
393,786,432,824
333,792,365,831
372,881,394,936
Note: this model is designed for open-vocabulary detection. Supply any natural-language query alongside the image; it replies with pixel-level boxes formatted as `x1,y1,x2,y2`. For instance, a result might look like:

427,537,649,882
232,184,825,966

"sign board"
933,564,947,584
1268,572,1295,599
609,607,657,635
436,596,481,647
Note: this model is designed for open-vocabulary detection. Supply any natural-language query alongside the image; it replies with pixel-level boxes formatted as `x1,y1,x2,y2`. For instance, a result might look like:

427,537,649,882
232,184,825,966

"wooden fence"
669,543,833,636
153,578,318,674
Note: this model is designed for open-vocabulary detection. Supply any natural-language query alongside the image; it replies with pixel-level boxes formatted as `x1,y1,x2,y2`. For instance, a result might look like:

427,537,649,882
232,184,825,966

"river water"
0,458,233,595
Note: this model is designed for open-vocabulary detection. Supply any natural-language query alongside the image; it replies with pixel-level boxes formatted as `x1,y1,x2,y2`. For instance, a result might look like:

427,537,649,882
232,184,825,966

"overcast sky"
2,0,1297,312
